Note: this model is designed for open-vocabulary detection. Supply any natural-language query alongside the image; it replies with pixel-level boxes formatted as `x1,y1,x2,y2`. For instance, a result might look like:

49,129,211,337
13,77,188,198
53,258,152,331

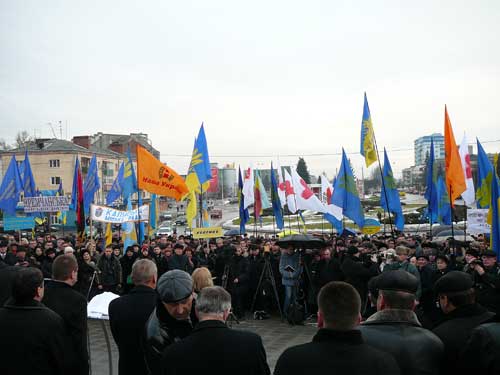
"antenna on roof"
47,122,58,139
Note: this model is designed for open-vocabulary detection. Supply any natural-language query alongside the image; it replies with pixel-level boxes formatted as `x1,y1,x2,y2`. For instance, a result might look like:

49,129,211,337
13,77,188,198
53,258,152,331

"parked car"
175,216,187,226
156,226,173,236
210,209,223,219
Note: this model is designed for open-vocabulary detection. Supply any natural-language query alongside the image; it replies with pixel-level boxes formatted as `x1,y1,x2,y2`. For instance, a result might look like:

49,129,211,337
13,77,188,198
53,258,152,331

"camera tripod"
221,263,240,326
250,254,284,321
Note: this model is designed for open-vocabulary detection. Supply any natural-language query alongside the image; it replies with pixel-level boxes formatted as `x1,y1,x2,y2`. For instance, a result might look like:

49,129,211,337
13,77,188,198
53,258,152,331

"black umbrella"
276,234,326,249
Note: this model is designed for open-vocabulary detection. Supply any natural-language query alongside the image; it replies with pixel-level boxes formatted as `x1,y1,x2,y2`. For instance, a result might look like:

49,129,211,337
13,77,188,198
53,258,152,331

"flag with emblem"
275,161,287,208
381,149,404,231
360,93,377,168
83,154,100,214
242,166,255,209
331,149,365,228
476,138,494,209
0,155,23,215
291,169,326,213
283,169,297,214
106,162,124,206
238,167,249,234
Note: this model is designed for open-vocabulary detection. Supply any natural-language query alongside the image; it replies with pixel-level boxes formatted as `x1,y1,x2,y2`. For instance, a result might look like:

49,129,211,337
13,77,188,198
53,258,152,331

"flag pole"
373,138,395,240
449,185,456,251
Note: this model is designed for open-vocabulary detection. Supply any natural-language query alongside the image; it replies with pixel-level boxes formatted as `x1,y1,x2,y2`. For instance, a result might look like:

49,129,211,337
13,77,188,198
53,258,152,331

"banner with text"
192,226,223,239
24,196,71,213
467,209,491,234
90,204,149,223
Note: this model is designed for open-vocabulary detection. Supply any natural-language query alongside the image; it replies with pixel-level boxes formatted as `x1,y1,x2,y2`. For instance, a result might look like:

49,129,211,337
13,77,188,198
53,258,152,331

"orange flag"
136,145,189,200
444,105,466,206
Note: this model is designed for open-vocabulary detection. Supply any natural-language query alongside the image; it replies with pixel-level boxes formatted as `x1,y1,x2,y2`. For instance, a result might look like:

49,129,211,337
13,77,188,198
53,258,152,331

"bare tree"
0,138,10,150
15,131,32,148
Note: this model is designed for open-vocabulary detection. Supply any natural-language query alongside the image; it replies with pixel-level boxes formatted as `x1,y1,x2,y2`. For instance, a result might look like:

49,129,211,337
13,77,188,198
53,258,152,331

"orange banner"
444,106,466,206
136,145,189,200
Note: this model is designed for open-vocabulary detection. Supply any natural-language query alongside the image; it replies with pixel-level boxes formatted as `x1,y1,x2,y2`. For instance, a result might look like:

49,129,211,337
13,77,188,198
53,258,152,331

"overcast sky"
1,0,499,179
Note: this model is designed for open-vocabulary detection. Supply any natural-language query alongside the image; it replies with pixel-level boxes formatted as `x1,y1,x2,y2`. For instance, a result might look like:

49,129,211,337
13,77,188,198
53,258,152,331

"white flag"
321,174,343,220
242,166,255,209
275,161,287,208
283,169,297,213
459,133,475,206
291,169,326,213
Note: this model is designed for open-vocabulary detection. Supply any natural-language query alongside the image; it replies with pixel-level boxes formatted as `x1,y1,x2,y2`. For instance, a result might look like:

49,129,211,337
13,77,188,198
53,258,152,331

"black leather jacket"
143,300,196,375
359,309,444,375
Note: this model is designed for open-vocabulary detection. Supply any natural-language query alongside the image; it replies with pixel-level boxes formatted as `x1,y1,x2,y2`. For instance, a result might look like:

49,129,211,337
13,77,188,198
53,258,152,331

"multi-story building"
414,133,445,166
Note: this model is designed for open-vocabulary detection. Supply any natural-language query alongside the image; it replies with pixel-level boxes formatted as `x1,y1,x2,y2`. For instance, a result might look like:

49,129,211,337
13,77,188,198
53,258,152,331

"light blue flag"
106,162,124,206
271,163,284,230
0,155,23,215
255,170,271,210
83,154,100,213
476,138,494,209
193,123,212,184
122,200,137,253
381,149,404,231
149,193,157,235
490,170,500,260
331,149,365,228
20,150,37,198
122,149,137,202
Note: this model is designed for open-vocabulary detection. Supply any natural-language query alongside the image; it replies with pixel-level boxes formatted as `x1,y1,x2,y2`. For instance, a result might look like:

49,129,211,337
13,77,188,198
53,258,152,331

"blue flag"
476,138,494,209
424,137,439,223
193,123,212,185
70,158,80,210
20,150,37,198
122,148,137,202
106,162,124,206
137,193,145,244
122,200,137,252
381,149,404,231
271,163,284,230
83,154,100,214
490,170,500,260
331,149,365,228
436,176,452,225
238,166,249,234
149,193,157,236
0,155,23,215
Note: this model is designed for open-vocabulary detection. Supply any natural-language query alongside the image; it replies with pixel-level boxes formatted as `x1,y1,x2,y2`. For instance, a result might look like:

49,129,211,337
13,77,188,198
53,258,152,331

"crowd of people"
0,228,500,374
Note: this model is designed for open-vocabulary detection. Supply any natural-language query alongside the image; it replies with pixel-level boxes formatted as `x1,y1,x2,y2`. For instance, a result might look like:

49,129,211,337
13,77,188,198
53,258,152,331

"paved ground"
88,316,317,375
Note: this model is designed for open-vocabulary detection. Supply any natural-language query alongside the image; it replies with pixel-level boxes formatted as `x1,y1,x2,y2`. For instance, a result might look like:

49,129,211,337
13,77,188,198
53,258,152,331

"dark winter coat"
314,258,344,288
0,263,19,306
274,328,400,375
228,254,250,291
432,303,496,375
43,280,89,375
167,254,189,272
0,298,73,375
474,264,500,314
143,300,196,375
462,321,500,375
162,320,270,375
75,260,98,297
341,255,379,307
0,251,17,266
119,253,137,285
109,285,158,375
41,257,54,278
359,309,444,375
97,254,122,286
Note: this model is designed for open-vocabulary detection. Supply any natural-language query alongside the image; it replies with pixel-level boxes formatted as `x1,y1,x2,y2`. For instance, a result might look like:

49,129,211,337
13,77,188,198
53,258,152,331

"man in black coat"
0,262,19,306
359,270,444,375
43,254,89,375
0,267,72,375
0,239,16,266
109,259,159,375
432,271,496,375
162,286,270,375
274,281,399,375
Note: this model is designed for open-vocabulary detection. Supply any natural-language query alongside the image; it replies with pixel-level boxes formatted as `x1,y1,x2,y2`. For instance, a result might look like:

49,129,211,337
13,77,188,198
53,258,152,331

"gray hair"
196,286,231,316
131,259,157,286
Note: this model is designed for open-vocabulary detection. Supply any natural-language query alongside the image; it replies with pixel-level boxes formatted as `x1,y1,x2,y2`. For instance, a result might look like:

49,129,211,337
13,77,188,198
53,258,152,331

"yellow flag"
105,223,113,247
136,145,189,200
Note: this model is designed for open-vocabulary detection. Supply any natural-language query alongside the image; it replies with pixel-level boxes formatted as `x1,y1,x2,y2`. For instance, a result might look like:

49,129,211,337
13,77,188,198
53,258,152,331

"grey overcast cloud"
1,0,499,178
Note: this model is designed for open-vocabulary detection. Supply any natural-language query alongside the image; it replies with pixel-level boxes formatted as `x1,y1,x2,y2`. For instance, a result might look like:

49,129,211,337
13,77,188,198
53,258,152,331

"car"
156,226,173,236
159,220,173,228
210,209,223,219
175,216,187,226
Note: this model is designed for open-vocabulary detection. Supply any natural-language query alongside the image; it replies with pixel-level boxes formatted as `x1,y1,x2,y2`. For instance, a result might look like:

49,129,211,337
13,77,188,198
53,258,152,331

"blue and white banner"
90,204,149,224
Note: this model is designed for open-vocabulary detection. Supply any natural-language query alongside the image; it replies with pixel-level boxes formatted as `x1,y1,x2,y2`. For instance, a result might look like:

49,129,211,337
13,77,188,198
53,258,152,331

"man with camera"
470,250,500,314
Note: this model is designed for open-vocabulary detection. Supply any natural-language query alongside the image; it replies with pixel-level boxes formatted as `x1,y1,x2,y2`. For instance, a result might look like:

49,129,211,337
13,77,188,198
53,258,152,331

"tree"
364,167,382,192
15,131,32,148
296,157,311,184
0,138,10,150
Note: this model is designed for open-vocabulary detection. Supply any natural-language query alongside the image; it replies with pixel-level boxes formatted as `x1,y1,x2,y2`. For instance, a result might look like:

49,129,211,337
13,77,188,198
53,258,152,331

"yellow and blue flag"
122,149,137,203
476,138,494,209
122,200,137,253
83,154,100,214
0,155,23,215
381,149,404,231
137,193,145,244
271,163,284,230
106,162,124,206
436,176,452,225
238,166,249,234
331,149,365,228
149,193,157,237
360,93,377,168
